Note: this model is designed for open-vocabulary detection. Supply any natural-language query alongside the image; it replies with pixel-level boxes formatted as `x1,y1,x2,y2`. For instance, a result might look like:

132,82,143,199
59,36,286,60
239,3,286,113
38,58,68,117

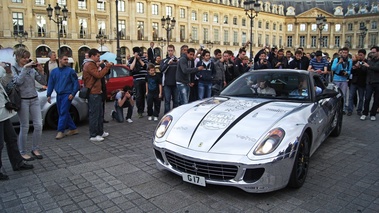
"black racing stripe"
208,100,275,151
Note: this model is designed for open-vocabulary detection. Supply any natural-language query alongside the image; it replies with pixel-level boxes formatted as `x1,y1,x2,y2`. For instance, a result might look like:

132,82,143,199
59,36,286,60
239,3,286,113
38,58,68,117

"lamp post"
46,3,68,56
115,0,121,64
316,14,327,51
206,41,214,52
14,31,28,45
158,37,166,57
161,15,176,46
345,40,351,48
96,34,107,53
359,25,368,48
244,0,261,61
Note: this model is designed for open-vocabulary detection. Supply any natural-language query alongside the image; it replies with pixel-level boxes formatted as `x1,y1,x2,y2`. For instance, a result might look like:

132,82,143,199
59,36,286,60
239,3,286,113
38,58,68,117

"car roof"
248,69,321,78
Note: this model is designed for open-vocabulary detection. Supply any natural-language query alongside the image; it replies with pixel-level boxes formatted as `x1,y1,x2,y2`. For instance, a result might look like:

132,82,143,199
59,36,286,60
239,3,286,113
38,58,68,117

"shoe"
0,173,9,181
103,119,109,123
21,154,34,161
31,150,43,160
66,129,79,136
55,131,65,140
347,112,352,116
148,116,153,121
370,116,376,121
138,113,143,118
13,161,34,171
126,118,133,123
90,136,104,142
101,132,109,138
154,117,158,121
360,115,366,120
357,111,362,116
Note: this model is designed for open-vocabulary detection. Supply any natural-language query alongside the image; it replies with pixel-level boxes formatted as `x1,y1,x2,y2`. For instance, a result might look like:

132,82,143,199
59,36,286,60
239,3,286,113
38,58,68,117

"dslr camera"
5,102,19,111
336,70,347,76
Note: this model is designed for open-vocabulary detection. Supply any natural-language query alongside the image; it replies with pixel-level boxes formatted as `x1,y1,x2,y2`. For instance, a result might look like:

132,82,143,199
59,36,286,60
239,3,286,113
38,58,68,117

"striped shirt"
128,56,148,81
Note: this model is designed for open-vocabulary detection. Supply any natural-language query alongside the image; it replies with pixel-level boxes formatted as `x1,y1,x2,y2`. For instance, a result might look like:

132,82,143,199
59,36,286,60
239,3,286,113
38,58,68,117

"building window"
118,0,125,12
347,23,353,31
118,20,126,39
279,24,282,31
214,29,219,42
372,21,377,29
335,36,340,48
79,18,87,38
224,30,229,42
12,0,23,3
287,24,293,32
242,32,246,44
311,36,317,47
166,6,172,17
203,13,208,22
233,31,238,43
265,34,269,45
152,22,158,41
279,36,282,47
224,15,228,24
258,21,262,28
137,21,144,40
136,2,144,14
300,24,306,31
35,0,45,5
60,20,67,37
214,14,218,23
78,0,86,9
287,36,293,47
12,12,24,35
266,22,269,30
180,8,185,18
273,23,276,30
180,25,185,42
334,24,341,32
258,34,262,46
98,20,106,36
323,24,328,32
311,24,317,31
204,28,209,41
36,15,46,37
58,0,66,6
346,35,352,48
152,4,158,15
191,11,197,21
233,17,237,25
192,27,198,40
300,36,305,47
242,18,246,27
322,36,328,47
97,0,105,11
273,35,276,45
370,34,377,46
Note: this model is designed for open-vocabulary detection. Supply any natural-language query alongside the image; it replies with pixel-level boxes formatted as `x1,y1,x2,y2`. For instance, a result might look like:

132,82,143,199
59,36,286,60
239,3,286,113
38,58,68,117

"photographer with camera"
271,49,288,69
111,85,134,123
160,45,179,114
128,46,148,118
332,47,352,114
0,64,34,181
254,52,272,70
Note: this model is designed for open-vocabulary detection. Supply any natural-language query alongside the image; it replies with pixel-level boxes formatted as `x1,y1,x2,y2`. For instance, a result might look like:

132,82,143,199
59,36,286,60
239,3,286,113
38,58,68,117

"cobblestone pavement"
1,101,378,213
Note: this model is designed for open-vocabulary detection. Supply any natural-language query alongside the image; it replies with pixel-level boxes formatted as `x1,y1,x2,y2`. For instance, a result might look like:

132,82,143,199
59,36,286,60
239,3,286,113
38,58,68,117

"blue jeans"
176,83,190,106
363,83,379,116
334,81,348,111
88,94,104,138
112,100,133,123
163,85,178,114
56,94,77,132
348,84,365,113
198,81,212,99
17,97,42,155
134,79,146,114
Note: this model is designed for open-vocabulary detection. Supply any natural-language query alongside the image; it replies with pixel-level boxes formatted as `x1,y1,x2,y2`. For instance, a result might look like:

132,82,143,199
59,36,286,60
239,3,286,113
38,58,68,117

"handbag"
4,66,21,111
79,78,98,99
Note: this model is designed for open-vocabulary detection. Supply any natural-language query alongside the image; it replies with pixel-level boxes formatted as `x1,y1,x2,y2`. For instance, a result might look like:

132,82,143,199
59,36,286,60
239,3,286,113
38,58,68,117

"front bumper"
153,140,298,193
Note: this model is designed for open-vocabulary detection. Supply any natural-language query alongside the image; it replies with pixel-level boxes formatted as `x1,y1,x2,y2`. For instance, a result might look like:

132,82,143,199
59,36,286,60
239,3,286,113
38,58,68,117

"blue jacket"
47,66,79,97
332,57,352,82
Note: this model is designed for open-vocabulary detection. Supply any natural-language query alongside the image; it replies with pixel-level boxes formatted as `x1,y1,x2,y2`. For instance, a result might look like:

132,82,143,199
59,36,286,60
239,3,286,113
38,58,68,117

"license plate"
182,173,206,187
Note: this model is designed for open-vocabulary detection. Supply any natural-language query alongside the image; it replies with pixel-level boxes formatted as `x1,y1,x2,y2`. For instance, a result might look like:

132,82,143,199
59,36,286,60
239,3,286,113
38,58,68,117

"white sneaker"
101,132,109,138
360,115,366,120
370,116,376,121
154,117,158,121
90,136,104,142
126,118,133,123
148,116,153,121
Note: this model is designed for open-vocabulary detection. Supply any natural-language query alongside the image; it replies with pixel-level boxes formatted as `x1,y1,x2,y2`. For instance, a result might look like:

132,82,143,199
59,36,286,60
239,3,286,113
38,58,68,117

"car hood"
165,97,305,155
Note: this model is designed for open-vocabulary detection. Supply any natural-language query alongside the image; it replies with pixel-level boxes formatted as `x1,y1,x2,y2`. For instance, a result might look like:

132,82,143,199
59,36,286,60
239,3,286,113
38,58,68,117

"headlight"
155,115,173,138
254,128,285,155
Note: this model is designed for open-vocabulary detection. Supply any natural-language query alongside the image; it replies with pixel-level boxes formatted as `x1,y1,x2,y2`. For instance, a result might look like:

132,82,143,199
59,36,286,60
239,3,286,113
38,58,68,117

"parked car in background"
153,69,343,193
78,64,133,100
11,89,88,129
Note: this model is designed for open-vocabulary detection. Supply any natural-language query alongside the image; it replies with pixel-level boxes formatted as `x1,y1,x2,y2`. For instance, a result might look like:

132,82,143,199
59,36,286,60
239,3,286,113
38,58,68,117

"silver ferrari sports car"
153,69,343,193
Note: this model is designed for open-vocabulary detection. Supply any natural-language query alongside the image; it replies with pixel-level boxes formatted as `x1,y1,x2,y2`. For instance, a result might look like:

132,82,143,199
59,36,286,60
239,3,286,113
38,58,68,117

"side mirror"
316,88,339,101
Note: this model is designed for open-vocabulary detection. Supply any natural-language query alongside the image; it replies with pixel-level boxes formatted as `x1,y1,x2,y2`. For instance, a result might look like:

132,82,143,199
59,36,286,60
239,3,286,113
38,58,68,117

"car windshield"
110,66,131,78
221,71,312,101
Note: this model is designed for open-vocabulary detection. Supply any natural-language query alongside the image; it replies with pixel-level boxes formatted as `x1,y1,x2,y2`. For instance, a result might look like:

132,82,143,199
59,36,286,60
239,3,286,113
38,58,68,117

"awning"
36,57,74,64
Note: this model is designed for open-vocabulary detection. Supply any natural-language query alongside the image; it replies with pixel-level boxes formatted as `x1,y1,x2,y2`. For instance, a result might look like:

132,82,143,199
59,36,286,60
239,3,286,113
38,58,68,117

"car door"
106,65,133,98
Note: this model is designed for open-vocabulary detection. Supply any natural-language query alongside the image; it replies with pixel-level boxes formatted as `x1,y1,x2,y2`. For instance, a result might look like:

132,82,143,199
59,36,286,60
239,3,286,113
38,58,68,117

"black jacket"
351,60,367,87
365,57,379,84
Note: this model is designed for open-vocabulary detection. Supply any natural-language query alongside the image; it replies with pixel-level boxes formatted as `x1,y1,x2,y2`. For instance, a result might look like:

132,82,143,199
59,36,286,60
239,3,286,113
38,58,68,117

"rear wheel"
288,133,310,188
45,105,79,129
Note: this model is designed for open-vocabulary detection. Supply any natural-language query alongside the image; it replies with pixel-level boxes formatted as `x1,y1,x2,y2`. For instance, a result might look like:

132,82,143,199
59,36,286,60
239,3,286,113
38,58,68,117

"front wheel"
288,133,310,188
45,105,79,129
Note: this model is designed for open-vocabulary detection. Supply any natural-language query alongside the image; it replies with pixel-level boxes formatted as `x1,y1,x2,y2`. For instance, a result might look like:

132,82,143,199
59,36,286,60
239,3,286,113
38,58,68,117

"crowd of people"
1,42,378,181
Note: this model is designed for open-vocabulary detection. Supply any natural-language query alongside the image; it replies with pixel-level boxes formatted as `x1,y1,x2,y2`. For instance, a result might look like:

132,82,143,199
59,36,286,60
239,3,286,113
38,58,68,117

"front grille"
165,152,238,181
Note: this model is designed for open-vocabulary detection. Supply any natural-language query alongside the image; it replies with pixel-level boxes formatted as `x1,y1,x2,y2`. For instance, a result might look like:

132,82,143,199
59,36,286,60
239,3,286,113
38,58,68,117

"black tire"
288,133,310,188
45,105,79,129
330,101,343,137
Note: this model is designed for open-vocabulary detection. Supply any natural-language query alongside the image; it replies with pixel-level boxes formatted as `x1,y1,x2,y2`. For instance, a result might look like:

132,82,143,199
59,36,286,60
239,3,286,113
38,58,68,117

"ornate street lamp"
359,25,368,48
316,14,327,51
244,0,261,61
115,0,121,64
206,41,214,52
96,34,107,53
46,3,68,56
14,31,28,44
161,15,176,46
